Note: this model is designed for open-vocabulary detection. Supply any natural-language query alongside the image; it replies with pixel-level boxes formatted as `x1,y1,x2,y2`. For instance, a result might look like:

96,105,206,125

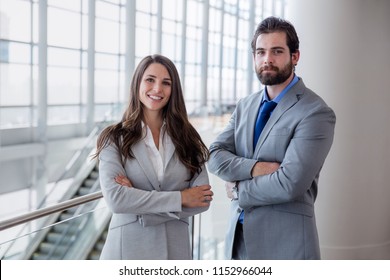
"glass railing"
0,201,110,260
0,191,223,260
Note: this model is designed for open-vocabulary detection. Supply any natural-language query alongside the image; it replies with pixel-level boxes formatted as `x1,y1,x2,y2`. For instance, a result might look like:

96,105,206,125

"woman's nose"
153,82,163,93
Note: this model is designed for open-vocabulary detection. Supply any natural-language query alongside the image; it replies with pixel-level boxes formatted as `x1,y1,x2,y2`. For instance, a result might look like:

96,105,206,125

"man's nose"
264,52,273,64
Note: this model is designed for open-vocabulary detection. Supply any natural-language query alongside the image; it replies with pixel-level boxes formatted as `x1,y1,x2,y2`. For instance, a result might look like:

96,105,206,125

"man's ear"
292,50,300,66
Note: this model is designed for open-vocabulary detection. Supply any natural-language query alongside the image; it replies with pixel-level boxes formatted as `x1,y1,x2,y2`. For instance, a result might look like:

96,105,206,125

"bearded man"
208,16,336,260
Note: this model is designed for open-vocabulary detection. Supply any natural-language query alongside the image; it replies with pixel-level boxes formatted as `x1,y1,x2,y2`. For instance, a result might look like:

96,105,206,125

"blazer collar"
132,140,160,190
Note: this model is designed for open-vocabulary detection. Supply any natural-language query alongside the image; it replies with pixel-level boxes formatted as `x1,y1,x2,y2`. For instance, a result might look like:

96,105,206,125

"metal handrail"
0,191,103,231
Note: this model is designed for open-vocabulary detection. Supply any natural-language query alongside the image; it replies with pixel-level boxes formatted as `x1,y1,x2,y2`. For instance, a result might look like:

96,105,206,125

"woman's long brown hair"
93,54,209,181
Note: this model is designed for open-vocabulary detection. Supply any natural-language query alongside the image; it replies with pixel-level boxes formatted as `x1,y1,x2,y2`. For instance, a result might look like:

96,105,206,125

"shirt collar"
263,74,299,104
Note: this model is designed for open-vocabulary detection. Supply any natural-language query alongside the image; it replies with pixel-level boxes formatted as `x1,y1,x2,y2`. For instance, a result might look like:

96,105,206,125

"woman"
93,54,213,260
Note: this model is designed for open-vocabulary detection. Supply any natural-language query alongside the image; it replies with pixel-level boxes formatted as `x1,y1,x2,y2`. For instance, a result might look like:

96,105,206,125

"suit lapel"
247,93,263,156
132,141,160,190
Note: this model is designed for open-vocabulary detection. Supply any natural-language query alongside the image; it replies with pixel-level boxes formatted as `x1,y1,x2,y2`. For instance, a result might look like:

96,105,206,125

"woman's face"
139,63,172,115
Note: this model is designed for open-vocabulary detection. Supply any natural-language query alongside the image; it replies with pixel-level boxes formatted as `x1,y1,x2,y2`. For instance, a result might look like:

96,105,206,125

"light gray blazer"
98,139,209,260
208,79,336,259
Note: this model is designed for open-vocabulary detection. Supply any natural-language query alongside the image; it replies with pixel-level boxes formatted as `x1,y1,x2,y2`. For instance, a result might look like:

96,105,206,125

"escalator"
26,164,111,260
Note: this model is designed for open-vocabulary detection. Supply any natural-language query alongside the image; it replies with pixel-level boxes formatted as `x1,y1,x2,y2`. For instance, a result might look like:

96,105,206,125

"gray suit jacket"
98,139,209,260
208,79,336,259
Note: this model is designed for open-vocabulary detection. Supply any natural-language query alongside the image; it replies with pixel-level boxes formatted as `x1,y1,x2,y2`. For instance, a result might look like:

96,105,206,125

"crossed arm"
115,174,213,208
225,161,280,199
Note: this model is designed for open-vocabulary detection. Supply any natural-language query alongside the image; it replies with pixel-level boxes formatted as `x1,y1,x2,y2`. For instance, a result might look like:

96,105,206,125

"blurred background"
0,0,389,260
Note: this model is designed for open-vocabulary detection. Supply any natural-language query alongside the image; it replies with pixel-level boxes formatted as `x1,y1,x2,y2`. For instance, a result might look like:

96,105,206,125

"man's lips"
261,66,278,72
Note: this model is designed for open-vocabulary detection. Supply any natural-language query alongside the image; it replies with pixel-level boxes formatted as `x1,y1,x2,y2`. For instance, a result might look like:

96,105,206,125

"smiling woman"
92,54,214,260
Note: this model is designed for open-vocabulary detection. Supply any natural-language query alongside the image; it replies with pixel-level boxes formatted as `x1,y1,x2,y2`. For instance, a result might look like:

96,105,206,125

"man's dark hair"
251,16,300,55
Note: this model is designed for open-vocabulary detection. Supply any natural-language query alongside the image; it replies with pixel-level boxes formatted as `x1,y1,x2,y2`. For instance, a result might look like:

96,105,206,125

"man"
208,16,336,259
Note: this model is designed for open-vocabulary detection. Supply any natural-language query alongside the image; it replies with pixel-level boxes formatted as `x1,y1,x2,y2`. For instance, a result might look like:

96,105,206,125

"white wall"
285,0,390,259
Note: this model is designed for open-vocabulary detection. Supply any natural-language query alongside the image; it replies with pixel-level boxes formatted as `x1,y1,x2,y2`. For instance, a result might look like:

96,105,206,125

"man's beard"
256,60,293,86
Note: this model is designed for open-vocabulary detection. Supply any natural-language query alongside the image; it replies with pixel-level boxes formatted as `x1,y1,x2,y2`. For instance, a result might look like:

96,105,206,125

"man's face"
254,31,299,86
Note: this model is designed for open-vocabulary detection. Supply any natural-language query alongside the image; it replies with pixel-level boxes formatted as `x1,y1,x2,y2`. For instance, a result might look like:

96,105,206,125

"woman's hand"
181,184,213,208
115,174,133,188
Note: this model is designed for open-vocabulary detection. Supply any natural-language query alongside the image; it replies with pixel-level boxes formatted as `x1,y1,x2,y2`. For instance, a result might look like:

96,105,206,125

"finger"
203,190,214,197
198,184,211,190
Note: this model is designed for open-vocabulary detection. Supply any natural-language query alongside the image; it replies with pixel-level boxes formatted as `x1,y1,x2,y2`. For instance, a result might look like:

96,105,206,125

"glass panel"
96,0,120,20
135,27,152,57
0,41,31,64
94,103,121,122
47,105,81,125
47,67,80,104
47,7,81,48
94,70,119,103
161,33,178,61
162,0,183,21
48,47,80,67
0,107,31,128
0,64,31,106
95,53,119,70
48,0,81,12
95,18,120,53
186,0,202,26
136,0,157,14
0,0,31,42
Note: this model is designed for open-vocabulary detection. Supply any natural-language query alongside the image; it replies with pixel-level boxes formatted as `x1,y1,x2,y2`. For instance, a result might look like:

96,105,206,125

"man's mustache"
260,65,279,72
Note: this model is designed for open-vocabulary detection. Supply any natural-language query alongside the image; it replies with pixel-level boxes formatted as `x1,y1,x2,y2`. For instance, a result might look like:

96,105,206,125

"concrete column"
34,0,48,207
125,0,136,102
285,0,390,259
201,0,210,109
156,0,163,54
86,0,95,133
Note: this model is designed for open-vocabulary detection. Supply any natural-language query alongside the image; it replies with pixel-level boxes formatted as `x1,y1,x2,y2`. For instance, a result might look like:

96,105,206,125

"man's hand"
181,184,213,208
225,181,236,200
251,162,280,177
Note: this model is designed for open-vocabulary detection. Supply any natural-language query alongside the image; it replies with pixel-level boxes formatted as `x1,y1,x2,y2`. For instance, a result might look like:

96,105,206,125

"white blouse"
142,121,175,184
